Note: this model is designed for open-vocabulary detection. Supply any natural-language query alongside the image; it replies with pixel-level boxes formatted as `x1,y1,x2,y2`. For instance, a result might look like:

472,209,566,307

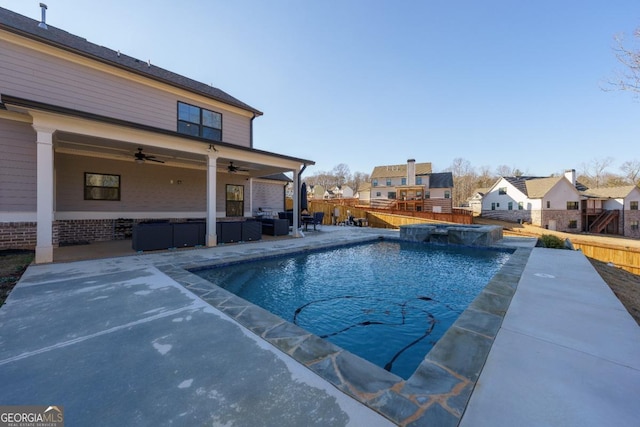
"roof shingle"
0,7,262,115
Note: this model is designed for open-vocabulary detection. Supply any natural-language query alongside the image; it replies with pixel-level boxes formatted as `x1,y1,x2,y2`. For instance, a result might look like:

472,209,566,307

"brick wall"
541,210,581,232
624,210,640,238
0,222,37,250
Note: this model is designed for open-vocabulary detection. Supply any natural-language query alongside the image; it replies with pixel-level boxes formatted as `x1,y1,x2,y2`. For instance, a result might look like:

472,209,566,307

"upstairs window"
518,201,523,210
416,177,422,185
178,102,222,141
498,187,507,195
546,201,551,209
401,178,406,185
386,178,392,186
445,190,450,199
566,201,579,210
631,201,638,210
372,179,378,187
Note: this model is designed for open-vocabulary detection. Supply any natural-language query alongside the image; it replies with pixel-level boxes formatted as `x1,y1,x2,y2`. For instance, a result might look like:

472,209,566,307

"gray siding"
56,153,207,212
0,118,36,211
0,38,251,146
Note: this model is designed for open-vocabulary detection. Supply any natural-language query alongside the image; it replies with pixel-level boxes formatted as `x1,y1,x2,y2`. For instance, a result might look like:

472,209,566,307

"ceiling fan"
227,161,249,173
134,148,164,163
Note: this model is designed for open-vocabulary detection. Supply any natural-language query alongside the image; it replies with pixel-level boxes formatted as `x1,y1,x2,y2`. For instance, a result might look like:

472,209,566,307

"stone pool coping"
162,237,532,426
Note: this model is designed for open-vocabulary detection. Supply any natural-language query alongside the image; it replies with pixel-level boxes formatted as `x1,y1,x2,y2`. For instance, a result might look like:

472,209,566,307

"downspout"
250,113,256,148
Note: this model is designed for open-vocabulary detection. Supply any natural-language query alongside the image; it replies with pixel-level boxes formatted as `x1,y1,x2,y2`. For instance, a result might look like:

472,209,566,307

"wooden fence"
571,241,640,275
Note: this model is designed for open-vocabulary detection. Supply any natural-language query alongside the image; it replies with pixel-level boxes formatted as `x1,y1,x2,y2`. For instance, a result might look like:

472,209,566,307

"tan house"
369,159,453,213
0,6,313,263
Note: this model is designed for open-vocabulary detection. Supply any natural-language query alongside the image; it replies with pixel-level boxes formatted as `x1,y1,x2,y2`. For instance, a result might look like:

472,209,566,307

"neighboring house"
0,7,313,263
326,185,354,199
481,169,640,236
481,170,583,232
581,185,640,237
369,159,453,213
468,188,490,216
308,184,325,199
356,182,371,203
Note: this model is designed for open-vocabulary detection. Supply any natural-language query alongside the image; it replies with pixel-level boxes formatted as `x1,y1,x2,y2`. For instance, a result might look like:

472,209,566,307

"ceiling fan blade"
147,157,165,163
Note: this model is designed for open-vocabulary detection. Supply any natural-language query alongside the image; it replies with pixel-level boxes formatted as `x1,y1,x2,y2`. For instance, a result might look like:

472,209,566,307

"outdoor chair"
303,211,324,231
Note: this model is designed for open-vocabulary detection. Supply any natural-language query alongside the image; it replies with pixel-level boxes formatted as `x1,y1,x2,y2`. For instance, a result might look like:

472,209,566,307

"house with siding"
0,6,313,263
581,185,640,237
481,170,583,231
369,159,453,212
481,169,640,236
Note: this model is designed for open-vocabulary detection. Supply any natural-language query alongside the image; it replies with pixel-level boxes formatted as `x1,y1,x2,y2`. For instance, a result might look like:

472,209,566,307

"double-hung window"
178,102,222,141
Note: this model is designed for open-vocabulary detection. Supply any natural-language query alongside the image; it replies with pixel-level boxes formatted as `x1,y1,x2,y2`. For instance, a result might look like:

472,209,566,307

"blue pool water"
196,241,511,379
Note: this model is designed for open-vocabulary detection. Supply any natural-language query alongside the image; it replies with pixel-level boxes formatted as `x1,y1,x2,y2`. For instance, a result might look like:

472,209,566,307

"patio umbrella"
300,182,308,213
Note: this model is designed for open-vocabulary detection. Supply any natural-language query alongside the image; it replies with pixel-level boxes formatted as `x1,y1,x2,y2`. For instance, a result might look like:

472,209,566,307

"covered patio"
2,95,314,264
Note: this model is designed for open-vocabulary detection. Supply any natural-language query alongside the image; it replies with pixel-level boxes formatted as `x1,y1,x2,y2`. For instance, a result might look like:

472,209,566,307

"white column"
292,169,302,237
34,127,55,263
206,153,218,246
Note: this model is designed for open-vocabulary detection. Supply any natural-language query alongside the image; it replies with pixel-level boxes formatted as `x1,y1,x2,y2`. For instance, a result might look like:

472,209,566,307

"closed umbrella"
300,182,308,213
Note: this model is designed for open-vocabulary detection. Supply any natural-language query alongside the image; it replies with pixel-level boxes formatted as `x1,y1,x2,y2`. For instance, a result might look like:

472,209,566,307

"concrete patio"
1,226,639,426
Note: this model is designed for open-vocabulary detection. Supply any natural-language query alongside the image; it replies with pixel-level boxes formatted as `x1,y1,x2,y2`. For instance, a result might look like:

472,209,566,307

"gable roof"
371,162,432,179
0,7,262,116
429,172,453,188
501,175,583,198
582,185,638,199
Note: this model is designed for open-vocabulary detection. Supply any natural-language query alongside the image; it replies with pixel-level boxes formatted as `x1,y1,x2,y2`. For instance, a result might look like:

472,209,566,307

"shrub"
538,234,566,249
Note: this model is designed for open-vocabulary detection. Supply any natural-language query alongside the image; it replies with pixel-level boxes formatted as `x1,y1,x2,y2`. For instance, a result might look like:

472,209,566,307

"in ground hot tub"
400,223,503,246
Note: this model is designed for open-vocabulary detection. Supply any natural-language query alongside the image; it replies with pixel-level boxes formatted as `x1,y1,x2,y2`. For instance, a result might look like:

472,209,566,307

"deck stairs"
589,210,619,234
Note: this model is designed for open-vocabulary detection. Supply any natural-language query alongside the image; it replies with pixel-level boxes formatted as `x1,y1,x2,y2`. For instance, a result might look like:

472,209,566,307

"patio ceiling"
54,131,294,178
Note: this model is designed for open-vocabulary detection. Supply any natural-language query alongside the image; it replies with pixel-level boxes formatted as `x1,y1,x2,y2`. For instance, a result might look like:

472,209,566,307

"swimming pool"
195,240,511,379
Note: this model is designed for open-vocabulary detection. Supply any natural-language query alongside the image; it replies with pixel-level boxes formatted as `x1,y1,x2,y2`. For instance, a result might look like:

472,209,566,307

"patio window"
425,191,430,199
631,201,638,210
568,220,578,229
388,192,396,199
177,101,222,141
376,191,381,197
631,220,639,230
84,173,120,201
445,191,450,199
226,184,244,217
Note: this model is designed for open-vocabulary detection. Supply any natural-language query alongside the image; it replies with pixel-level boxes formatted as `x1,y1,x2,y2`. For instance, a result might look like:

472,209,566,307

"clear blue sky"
2,0,639,177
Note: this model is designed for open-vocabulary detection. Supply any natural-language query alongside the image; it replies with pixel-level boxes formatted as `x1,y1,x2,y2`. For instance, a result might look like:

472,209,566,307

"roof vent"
38,3,48,29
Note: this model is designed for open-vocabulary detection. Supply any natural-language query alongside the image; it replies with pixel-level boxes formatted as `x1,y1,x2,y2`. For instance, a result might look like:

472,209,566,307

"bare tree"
446,158,477,207
580,157,615,188
620,159,640,186
495,165,524,177
331,163,351,187
349,171,370,194
608,27,640,96
476,165,496,188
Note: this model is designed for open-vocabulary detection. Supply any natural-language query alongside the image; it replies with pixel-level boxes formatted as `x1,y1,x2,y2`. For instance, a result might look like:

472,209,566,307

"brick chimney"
407,159,416,186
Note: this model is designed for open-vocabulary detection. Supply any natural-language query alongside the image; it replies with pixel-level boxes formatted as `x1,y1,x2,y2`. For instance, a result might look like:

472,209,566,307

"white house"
582,185,640,237
481,170,582,231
